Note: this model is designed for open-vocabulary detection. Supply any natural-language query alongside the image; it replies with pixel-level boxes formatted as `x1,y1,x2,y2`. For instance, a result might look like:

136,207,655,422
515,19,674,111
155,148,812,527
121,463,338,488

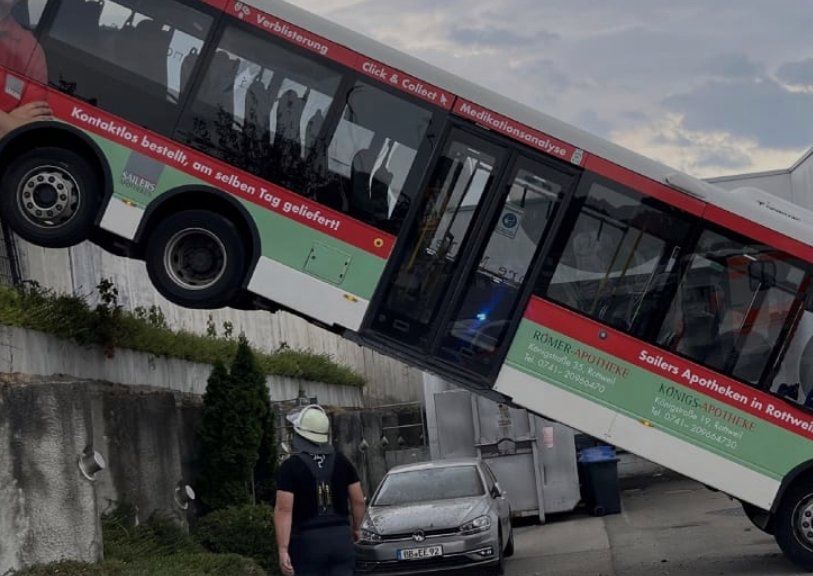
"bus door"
367,125,579,382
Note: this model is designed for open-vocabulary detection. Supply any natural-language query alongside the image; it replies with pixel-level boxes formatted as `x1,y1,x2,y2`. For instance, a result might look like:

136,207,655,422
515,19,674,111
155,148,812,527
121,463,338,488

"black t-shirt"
276,452,360,530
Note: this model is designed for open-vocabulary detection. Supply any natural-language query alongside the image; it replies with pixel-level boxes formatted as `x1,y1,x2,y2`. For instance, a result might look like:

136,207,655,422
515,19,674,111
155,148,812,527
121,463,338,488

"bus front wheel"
0,147,101,248
775,481,813,570
145,210,247,309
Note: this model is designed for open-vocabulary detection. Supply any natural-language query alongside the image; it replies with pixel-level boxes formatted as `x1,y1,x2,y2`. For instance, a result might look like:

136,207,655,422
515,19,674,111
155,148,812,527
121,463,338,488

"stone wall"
0,377,199,573
0,375,412,573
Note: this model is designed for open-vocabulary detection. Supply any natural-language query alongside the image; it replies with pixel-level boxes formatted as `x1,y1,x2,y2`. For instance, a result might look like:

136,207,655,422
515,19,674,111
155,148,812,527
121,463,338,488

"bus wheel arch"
0,125,111,248
773,466,813,570
137,188,261,309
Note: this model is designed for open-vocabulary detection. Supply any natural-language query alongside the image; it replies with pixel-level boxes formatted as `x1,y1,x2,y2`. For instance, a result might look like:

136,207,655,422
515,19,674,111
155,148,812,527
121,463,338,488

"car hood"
368,497,490,535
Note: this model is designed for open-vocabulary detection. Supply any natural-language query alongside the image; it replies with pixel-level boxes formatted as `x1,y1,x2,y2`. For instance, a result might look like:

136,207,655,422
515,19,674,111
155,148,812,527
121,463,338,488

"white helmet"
287,405,330,444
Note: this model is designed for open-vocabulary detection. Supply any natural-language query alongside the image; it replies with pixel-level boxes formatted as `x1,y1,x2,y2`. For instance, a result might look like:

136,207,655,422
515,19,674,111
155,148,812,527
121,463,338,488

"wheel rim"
16,165,81,228
793,493,813,550
164,228,227,291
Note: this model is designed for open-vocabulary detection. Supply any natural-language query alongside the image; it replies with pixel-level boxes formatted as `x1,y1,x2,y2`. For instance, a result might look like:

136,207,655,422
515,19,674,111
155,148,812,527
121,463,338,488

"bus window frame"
173,10,449,238
662,223,813,392
35,0,224,136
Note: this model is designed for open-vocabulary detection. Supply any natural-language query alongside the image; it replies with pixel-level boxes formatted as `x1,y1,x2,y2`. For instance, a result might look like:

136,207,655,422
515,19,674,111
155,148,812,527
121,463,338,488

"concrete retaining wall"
0,326,363,408
17,240,423,406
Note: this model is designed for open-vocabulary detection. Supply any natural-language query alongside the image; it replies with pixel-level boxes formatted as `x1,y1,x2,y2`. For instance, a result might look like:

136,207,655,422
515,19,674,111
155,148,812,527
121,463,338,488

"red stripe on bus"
199,0,228,10
704,204,813,264
523,297,813,442
44,89,394,259
585,155,707,216
224,1,359,68
453,99,586,165
224,2,454,110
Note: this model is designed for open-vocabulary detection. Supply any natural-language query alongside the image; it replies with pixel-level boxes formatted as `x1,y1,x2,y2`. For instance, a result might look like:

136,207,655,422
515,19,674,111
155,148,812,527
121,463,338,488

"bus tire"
775,480,813,570
145,210,247,309
0,147,101,248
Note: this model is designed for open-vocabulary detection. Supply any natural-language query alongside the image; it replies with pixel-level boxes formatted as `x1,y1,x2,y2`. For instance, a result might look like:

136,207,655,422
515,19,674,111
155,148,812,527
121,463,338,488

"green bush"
0,281,364,388
194,504,278,573
102,507,201,563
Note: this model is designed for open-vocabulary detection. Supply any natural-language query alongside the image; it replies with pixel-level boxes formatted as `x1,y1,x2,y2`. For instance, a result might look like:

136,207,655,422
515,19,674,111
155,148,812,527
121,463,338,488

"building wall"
16,240,423,406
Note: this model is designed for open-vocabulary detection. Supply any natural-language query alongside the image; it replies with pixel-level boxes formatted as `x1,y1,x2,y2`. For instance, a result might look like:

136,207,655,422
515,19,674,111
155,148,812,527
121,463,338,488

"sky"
288,0,813,179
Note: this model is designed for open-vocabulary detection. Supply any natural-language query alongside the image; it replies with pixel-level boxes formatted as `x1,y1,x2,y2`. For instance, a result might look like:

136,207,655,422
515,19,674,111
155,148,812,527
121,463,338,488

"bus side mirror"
749,260,777,291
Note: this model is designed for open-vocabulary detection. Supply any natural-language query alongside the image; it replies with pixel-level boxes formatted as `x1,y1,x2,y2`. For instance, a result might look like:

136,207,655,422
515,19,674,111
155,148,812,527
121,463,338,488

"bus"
2,0,813,569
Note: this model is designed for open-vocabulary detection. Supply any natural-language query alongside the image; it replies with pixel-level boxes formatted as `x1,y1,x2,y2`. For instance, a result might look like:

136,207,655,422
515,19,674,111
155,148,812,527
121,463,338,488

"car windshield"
373,465,485,506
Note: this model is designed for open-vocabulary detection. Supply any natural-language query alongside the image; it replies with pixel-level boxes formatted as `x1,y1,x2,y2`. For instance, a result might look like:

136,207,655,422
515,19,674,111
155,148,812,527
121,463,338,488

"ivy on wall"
0,280,365,389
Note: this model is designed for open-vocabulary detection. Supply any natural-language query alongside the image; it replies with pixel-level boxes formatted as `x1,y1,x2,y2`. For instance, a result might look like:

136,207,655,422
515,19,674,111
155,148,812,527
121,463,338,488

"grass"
0,281,364,388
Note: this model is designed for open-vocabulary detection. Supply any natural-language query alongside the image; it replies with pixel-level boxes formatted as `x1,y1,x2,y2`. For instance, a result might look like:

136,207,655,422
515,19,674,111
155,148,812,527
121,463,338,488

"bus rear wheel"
145,210,247,309
775,481,813,571
0,147,100,248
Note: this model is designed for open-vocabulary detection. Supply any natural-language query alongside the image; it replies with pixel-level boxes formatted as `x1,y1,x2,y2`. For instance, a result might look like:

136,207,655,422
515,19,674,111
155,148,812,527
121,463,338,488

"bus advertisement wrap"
506,298,812,480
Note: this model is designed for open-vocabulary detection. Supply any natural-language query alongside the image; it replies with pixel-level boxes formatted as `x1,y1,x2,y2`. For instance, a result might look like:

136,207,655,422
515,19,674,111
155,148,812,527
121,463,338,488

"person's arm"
274,490,295,576
348,481,366,543
0,101,52,138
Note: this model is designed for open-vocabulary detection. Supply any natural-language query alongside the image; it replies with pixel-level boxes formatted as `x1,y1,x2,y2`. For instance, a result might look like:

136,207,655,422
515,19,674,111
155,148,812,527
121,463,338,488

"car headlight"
359,518,382,544
459,515,491,535
359,529,382,544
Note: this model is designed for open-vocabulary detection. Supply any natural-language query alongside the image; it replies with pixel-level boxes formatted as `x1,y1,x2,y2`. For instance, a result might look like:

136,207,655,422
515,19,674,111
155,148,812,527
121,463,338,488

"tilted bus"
2,0,813,570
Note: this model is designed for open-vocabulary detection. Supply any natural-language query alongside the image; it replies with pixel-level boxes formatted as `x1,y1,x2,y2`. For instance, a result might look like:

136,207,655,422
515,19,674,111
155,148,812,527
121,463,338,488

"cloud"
777,58,813,88
285,0,813,176
611,114,805,178
664,78,813,149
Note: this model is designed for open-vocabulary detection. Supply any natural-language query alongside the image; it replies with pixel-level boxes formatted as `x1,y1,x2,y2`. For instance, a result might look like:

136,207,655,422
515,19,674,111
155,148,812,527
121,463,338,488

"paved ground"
505,472,806,576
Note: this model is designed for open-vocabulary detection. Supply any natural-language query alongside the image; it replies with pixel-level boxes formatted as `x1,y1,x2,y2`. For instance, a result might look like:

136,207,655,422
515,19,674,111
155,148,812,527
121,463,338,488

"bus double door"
367,126,579,383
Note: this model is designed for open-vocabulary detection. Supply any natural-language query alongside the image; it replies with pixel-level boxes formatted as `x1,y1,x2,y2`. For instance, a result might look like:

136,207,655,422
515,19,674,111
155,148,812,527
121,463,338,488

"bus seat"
55,0,103,50
274,89,305,147
245,74,272,139
349,145,379,220
179,48,199,96
272,89,305,179
204,50,239,118
128,19,173,89
305,109,325,153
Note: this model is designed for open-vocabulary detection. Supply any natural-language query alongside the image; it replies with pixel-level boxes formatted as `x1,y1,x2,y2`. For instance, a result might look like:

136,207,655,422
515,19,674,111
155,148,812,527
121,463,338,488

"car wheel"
504,527,515,558
775,479,813,571
145,209,247,309
0,147,101,248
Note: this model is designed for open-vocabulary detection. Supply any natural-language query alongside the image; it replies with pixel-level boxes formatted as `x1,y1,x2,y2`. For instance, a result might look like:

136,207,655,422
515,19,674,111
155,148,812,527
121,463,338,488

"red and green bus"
3,0,813,569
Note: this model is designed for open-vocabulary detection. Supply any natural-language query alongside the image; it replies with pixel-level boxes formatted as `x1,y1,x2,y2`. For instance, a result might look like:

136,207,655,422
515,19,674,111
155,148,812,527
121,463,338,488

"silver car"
356,458,514,575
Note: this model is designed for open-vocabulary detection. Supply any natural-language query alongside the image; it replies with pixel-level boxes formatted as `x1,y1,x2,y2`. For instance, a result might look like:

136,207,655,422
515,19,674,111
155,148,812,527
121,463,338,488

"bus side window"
540,177,694,339
771,300,813,408
320,82,433,235
41,0,214,135
176,25,342,196
656,229,808,387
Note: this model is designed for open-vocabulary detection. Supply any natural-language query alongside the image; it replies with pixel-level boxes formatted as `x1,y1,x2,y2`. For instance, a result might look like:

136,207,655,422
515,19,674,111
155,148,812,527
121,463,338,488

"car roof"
386,458,483,475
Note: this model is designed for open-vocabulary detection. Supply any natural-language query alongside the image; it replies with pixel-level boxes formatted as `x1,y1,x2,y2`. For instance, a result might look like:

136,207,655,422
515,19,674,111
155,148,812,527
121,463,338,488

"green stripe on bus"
506,320,812,481
89,133,385,300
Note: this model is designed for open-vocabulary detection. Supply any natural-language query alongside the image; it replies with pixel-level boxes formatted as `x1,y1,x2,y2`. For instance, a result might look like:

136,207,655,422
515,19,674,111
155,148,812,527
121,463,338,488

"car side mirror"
491,483,504,499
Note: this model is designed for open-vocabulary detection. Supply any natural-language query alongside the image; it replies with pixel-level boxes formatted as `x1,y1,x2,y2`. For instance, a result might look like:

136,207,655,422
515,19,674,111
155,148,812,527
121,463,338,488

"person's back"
275,405,365,576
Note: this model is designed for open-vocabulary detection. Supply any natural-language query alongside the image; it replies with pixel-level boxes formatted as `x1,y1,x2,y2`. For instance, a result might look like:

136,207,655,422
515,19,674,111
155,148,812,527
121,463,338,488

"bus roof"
244,0,813,255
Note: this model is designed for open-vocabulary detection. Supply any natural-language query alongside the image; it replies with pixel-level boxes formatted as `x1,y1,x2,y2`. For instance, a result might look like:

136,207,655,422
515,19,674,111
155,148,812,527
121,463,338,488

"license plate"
397,545,443,561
